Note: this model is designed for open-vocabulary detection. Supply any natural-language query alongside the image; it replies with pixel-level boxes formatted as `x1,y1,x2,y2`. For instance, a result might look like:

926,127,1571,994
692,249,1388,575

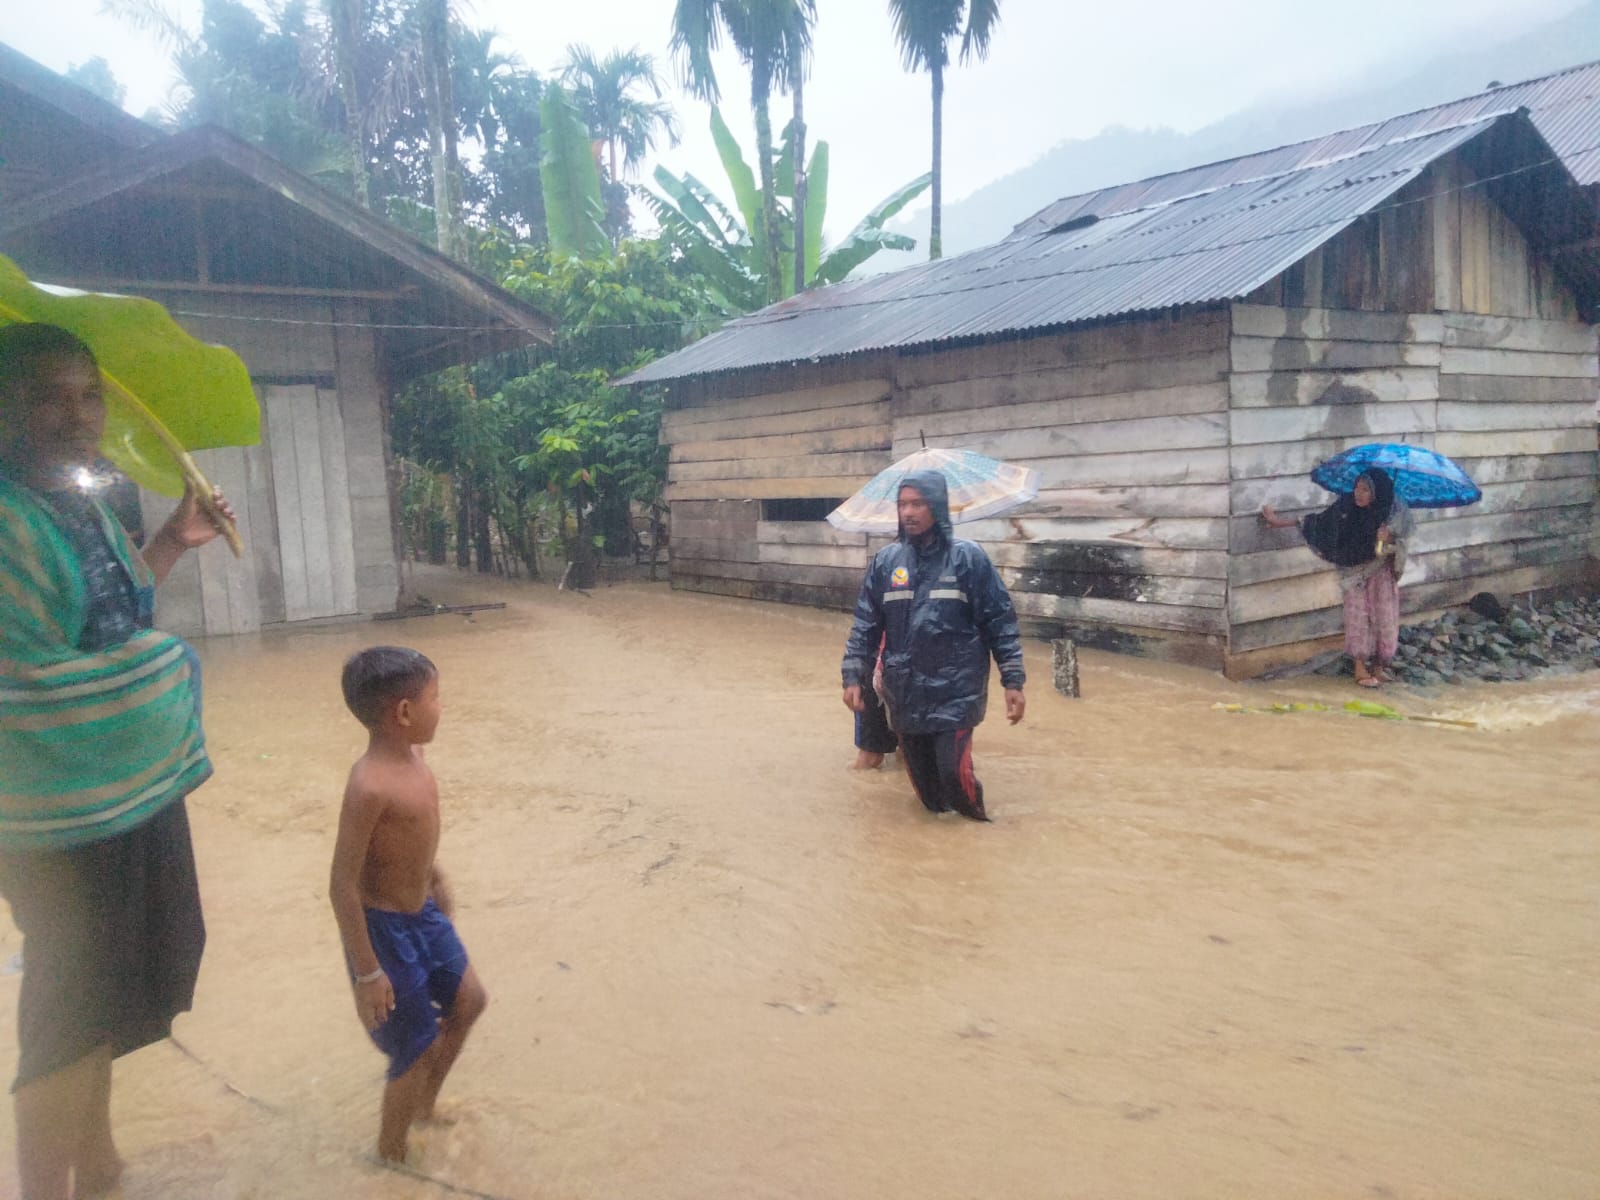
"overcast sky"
2,0,1585,242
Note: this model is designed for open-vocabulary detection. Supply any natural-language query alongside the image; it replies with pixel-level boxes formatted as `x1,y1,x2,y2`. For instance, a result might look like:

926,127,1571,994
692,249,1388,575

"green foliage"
648,108,929,311
539,88,610,260
64,57,127,107
391,240,717,574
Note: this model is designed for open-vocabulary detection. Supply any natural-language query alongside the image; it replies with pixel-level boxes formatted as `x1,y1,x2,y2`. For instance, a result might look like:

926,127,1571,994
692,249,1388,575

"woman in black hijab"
1261,468,1412,687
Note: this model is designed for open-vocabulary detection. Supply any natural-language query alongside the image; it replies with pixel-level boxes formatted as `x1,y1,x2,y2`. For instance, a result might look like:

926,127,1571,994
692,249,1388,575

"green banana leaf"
0,252,257,505
709,106,766,274
638,189,762,312
539,89,609,261
814,172,931,285
803,141,829,286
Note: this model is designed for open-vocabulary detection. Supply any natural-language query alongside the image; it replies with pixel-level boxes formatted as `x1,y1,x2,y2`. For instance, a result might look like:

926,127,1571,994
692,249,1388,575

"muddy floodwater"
3,565,1598,1199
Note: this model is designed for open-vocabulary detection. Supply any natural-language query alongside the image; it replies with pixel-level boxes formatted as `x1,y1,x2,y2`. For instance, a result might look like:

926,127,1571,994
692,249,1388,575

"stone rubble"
1317,594,1600,686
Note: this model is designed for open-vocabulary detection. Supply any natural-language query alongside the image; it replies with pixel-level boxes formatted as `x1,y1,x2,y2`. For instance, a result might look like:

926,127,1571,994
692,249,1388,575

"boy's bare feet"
851,750,885,770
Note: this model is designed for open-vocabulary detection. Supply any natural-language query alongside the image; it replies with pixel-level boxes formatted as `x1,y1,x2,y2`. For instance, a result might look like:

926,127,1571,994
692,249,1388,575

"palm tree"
322,0,372,207
670,0,816,304
560,45,681,185
416,0,467,259
787,21,814,296
887,0,1000,259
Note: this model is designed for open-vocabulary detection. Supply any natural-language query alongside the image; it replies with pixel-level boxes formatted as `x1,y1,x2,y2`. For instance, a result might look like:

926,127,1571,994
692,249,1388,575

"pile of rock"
1381,595,1600,686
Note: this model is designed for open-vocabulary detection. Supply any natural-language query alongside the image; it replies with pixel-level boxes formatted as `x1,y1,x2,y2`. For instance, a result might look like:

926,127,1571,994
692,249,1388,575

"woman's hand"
144,485,236,584
1259,504,1297,530
161,485,236,550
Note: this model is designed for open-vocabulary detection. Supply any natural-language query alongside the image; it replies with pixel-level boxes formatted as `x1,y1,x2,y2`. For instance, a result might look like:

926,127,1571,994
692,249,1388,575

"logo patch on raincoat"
890,566,910,588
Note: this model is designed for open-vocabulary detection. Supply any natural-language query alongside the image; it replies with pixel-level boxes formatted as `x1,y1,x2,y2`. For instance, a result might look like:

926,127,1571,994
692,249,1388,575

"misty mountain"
875,0,1600,269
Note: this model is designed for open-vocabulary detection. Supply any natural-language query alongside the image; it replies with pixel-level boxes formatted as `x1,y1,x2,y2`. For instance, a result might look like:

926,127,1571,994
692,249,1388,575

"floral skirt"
1343,568,1400,664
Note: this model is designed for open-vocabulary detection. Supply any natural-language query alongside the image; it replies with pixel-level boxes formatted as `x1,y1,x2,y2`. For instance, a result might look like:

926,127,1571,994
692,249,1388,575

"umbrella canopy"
827,447,1040,534
1311,442,1481,509
0,253,258,552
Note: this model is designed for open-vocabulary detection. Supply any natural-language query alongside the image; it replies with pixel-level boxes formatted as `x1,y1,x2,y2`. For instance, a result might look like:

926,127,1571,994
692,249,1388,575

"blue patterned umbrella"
1311,443,1481,509
827,448,1040,533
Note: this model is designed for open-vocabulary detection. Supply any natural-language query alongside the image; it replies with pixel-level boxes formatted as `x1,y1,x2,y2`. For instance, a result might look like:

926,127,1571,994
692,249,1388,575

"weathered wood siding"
1227,303,1598,674
144,292,400,636
889,310,1232,663
658,144,1596,675
1243,157,1581,322
662,312,1235,663
665,373,894,607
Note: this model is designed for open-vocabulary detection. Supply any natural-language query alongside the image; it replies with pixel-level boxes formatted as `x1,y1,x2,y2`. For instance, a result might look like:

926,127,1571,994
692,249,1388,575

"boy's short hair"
0,324,98,401
341,646,437,727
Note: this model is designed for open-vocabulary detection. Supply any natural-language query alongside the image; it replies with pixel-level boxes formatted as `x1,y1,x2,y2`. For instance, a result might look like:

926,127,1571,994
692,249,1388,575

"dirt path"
3,565,1597,1199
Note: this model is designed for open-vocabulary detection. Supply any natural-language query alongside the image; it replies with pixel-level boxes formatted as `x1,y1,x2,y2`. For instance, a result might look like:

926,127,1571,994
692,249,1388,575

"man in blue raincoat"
840,470,1026,821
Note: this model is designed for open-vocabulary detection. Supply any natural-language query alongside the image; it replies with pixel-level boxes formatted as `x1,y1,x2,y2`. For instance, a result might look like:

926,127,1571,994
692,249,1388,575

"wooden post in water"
1052,638,1080,698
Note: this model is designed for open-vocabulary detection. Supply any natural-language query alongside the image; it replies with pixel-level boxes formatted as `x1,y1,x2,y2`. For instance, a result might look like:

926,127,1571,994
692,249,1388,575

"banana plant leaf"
710,106,766,273
0,253,257,552
813,172,931,286
540,89,609,261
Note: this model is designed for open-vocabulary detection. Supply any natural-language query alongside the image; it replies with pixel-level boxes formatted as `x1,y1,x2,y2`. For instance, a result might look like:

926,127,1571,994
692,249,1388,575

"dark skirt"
0,798,205,1089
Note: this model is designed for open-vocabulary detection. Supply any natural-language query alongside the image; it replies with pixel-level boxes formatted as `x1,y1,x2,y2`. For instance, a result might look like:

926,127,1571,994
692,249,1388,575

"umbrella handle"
102,372,244,559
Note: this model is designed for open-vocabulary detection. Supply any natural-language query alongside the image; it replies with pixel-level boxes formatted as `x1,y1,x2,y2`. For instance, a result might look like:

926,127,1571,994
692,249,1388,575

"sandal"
1356,676,1382,689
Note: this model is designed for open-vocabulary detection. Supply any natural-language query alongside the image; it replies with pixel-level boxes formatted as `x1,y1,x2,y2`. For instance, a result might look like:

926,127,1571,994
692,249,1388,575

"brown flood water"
3,564,1598,1199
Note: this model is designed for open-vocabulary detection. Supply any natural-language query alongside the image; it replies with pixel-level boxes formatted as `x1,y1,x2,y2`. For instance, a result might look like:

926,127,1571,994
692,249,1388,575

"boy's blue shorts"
362,898,468,1080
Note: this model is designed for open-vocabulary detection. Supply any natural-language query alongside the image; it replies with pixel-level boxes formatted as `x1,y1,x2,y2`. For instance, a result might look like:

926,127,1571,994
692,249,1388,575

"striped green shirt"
0,476,211,851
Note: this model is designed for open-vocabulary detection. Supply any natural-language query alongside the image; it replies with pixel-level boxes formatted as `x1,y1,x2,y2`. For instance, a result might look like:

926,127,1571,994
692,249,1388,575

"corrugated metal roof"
1014,60,1600,238
626,115,1524,385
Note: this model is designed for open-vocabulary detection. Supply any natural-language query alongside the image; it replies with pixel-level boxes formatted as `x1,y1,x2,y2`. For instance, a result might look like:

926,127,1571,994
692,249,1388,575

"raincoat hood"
897,469,953,545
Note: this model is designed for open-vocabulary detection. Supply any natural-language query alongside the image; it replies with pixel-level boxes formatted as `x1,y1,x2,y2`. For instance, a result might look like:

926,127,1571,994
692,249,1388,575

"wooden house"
625,72,1600,677
0,44,555,635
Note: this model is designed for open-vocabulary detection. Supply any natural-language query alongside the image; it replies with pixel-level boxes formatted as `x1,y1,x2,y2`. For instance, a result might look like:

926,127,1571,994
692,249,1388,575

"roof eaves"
0,124,556,346
0,42,155,148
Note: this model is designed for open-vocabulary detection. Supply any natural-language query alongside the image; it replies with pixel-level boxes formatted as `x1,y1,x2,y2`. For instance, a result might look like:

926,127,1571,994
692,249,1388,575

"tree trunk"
791,60,807,296
420,0,466,260
930,60,944,261
751,65,784,305
472,485,494,573
566,486,597,590
327,0,369,208
454,477,471,569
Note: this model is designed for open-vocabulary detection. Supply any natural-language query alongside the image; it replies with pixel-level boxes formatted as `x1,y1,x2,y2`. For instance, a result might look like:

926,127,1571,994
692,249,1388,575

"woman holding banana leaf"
0,324,235,1200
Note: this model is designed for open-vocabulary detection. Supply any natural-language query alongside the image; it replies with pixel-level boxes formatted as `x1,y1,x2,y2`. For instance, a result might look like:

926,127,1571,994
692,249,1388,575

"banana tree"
539,87,610,260
646,107,930,312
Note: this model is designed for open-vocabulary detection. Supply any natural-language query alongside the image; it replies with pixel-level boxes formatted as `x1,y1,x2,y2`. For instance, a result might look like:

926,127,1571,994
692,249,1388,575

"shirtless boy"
330,646,487,1162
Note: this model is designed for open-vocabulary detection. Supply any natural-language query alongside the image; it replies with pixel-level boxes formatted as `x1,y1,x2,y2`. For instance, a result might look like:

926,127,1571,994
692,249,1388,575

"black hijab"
1301,468,1395,567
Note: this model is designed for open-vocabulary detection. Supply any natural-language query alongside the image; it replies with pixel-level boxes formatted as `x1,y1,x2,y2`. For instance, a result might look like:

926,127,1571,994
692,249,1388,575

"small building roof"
0,125,555,381
626,69,1600,388
1016,59,1600,239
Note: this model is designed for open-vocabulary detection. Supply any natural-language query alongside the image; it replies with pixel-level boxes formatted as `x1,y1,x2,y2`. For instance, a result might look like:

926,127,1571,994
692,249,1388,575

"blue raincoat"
840,469,1025,734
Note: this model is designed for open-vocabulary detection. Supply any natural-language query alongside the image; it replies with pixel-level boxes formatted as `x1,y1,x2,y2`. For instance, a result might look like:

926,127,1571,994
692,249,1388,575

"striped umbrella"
827,447,1040,534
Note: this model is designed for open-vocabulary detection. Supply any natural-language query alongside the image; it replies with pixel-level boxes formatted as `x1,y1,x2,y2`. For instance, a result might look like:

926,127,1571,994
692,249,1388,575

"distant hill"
876,0,1600,269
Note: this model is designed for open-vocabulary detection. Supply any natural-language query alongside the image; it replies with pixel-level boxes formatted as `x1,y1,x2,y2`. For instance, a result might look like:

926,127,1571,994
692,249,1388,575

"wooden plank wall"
1243,155,1582,323
664,376,894,607
661,311,1237,661
1227,302,1598,674
889,309,1233,663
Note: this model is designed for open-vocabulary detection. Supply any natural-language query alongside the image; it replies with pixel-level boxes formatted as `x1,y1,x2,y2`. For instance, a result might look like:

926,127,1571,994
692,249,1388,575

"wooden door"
263,384,359,621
